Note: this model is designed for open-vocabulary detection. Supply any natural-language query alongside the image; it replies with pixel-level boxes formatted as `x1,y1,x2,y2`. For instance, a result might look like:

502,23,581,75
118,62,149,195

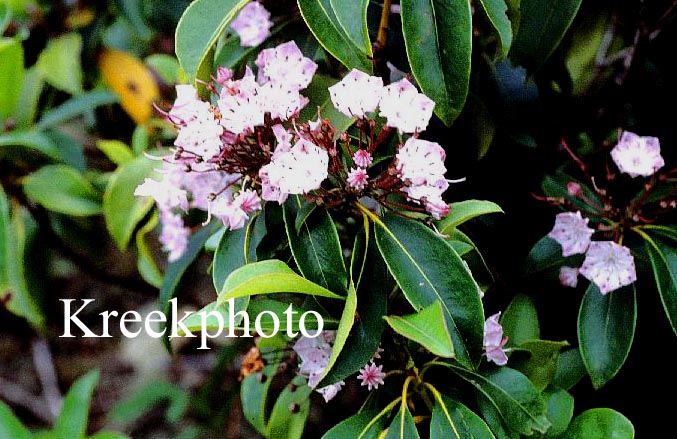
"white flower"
610,131,664,178
263,138,329,196
328,69,383,118
579,241,637,294
316,381,345,403
255,41,317,91
293,331,336,388
379,78,435,133
257,81,308,121
559,266,579,288
217,67,265,134
548,211,595,257
396,138,447,187
173,108,223,158
484,312,508,366
230,2,273,47
158,211,190,262
168,84,204,123
134,177,189,212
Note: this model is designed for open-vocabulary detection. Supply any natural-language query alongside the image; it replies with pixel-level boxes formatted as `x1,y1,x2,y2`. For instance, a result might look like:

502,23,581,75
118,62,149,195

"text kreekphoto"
59,298,324,349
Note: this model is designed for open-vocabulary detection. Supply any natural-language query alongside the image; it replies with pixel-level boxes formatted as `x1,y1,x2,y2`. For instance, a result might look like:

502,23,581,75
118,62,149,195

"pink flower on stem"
579,241,636,294
353,149,373,168
547,211,594,257
357,361,385,391
484,312,508,366
347,167,368,190
610,131,664,178
317,381,345,403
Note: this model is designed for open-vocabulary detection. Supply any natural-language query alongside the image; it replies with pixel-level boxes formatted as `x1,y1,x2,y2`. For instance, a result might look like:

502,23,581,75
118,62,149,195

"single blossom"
134,177,189,212
379,78,435,133
158,211,190,262
255,41,317,90
559,266,580,288
548,211,595,257
316,381,345,403
396,138,447,187
610,131,664,178
352,149,373,168
484,312,508,366
347,167,368,190
217,67,265,134
328,69,383,118
230,2,273,47
292,331,335,388
579,241,637,294
262,138,329,195
357,361,385,391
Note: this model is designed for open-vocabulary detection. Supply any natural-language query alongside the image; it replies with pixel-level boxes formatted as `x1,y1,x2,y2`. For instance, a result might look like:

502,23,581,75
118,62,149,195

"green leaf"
385,301,455,358
175,0,249,82
564,8,609,95
36,33,83,95
478,0,513,57
0,187,10,308
15,66,45,128
374,212,484,369
384,404,419,439
0,130,85,169
317,281,358,387
524,236,567,274
321,225,389,384
135,213,163,288
87,432,132,439
430,394,495,439
22,164,102,216
54,370,100,439
447,365,551,436
509,0,582,72
329,0,372,56
541,171,601,215
108,380,188,426
96,140,135,165
401,0,472,125
297,0,373,72
644,235,677,338
265,376,312,439
241,364,277,435
538,387,574,438
0,400,32,439
321,410,386,439
0,38,24,120
35,89,118,131
500,294,539,347
437,200,503,234
510,340,569,391
551,348,586,390
103,155,159,250
561,408,634,439
0,3,10,34
218,259,345,304
283,197,348,295
577,283,636,389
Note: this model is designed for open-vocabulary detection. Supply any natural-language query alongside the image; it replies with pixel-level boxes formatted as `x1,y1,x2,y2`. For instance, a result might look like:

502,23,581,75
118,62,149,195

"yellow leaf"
98,49,160,125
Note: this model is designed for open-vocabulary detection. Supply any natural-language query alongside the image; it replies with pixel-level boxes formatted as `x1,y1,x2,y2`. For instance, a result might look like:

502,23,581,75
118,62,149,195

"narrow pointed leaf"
54,370,100,439
577,283,636,389
0,400,31,439
478,0,513,57
374,213,484,368
329,0,372,56
22,164,102,216
500,293,539,347
385,301,455,358
384,404,419,439
644,235,677,338
430,394,495,439
241,364,277,435
321,410,386,439
437,200,503,234
0,38,24,119
0,130,86,169
401,0,472,125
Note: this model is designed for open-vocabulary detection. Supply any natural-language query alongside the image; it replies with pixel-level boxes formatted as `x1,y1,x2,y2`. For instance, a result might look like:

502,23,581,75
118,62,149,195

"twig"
31,338,62,422
0,376,52,424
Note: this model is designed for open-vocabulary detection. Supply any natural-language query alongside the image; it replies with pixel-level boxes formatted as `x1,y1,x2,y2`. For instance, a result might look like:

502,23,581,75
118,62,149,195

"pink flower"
379,78,435,133
235,188,262,214
610,131,664,178
579,241,636,294
134,177,189,212
328,69,383,118
547,211,594,257
158,211,190,262
317,381,345,403
357,362,385,391
217,67,265,134
255,41,317,91
484,312,508,366
262,138,329,196
293,331,336,388
352,149,373,168
396,138,447,187
347,167,368,190
230,2,272,47
559,266,579,288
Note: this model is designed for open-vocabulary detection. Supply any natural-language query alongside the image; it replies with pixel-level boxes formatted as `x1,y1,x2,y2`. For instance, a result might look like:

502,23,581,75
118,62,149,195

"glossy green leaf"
524,236,567,274
0,130,85,169
510,340,569,391
401,0,472,125
643,224,677,242
478,0,513,57
15,67,45,128
103,155,159,250
175,0,249,81
321,225,389,385
430,394,495,439
477,394,519,439
552,348,586,390
500,294,539,347
96,140,134,166
145,54,182,84
54,370,100,439
384,403,419,439
0,400,31,439
218,259,345,304
329,0,372,56
135,213,163,288
321,410,386,439
509,0,582,72
241,364,277,435
266,376,312,439
564,8,609,95
541,171,601,214
578,283,636,389
36,33,83,95
386,301,455,357
36,89,118,131
644,235,677,338
22,165,102,216
448,365,551,436
438,200,503,234
283,197,348,295
297,0,373,72
0,38,24,119
538,387,574,438
374,212,484,369
561,408,634,439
